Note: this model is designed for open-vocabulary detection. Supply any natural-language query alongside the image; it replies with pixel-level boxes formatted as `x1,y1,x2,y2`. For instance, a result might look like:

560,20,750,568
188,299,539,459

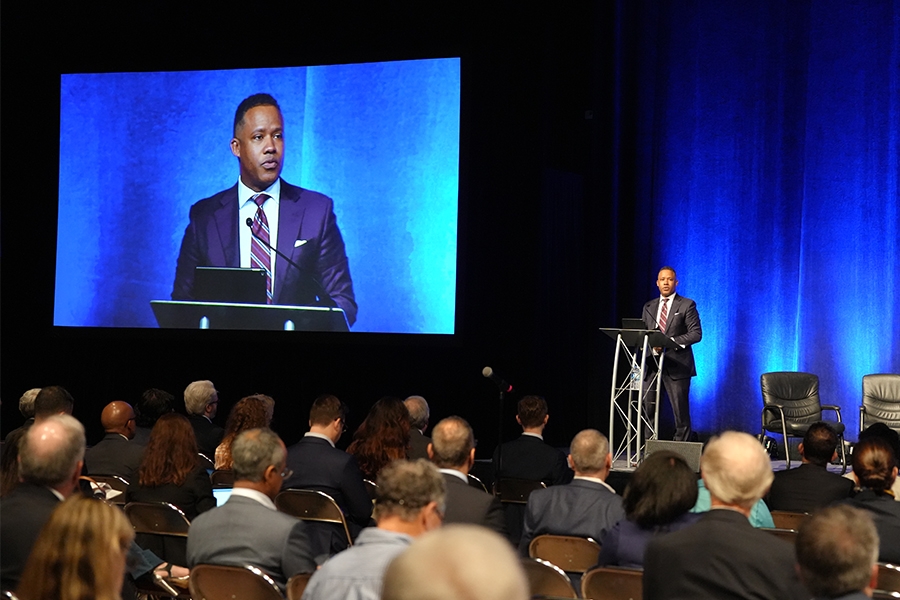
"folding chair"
520,557,578,599
189,564,283,600
275,489,353,549
581,566,643,600
529,534,601,574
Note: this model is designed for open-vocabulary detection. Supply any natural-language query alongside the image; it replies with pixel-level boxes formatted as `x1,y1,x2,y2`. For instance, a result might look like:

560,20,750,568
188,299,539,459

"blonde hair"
17,496,135,600
701,431,773,510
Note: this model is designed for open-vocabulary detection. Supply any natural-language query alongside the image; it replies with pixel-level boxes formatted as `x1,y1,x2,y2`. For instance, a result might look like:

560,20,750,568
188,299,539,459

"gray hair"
404,396,430,431
231,428,285,482
796,505,879,597
382,524,528,600
19,415,86,487
701,431,773,510
570,429,609,474
184,380,217,415
430,416,474,468
374,459,446,521
19,388,40,419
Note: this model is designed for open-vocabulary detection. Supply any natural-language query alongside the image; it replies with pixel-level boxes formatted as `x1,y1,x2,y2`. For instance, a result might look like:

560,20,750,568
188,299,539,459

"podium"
599,327,679,467
150,300,349,332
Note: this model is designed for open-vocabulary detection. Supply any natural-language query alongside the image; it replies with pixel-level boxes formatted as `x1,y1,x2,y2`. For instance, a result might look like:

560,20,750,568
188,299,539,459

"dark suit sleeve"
316,201,357,326
172,203,203,300
192,468,217,516
484,495,509,538
671,299,701,347
595,521,620,566
550,450,574,486
518,496,541,556
282,520,316,576
341,456,373,526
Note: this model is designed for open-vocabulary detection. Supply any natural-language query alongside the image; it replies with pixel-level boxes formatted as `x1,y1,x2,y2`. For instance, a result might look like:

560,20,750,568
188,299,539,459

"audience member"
492,395,572,485
215,395,273,470
519,429,624,554
844,436,900,562
597,449,700,568
302,459,446,600
428,416,506,535
187,428,316,589
0,388,41,496
796,504,879,600
852,423,900,499
404,395,431,460
643,431,808,600
692,476,775,527
346,396,410,479
85,401,145,482
133,388,175,446
17,495,135,600
4,388,40,442
184,380,224,457
282,394,372,554
382,524,528,600
33,385,75,420
766,421,853,512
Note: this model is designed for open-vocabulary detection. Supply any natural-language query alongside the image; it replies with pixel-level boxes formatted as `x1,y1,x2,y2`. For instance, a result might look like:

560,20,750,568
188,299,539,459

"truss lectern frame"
600,328,679,467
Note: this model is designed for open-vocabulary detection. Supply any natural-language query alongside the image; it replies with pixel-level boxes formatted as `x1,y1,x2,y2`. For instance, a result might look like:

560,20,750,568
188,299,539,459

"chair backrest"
877,562,900,594
197,453,215,471
493,478,547,504
581,566,643,600
189,564,283,600
286,572,312,600
363,478,378,501
769,510,809,531
124,501,192,536
467,473,489,494
209,469,235,487
761,372,823,425
862,374,900,432
529,535,601,574
275,489,352,547
760,527,798,545
520,558,578,599
84,474,130,505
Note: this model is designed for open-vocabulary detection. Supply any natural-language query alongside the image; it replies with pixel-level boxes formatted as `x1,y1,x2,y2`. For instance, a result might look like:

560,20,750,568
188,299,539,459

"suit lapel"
212,185,240,267
274,182,307,303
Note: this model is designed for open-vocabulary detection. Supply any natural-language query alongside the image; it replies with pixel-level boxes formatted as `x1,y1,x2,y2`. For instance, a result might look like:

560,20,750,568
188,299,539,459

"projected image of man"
172,93,357,326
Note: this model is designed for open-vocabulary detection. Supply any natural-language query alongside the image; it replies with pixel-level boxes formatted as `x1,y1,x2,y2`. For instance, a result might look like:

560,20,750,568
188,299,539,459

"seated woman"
597,450,700,568
845,436,900,562
347,396,410,479
17,495,134,600
215,394,273,470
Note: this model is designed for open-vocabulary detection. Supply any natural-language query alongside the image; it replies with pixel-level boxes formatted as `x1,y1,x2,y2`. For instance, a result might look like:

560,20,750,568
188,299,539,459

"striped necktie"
659,298,669,333
250,193,273,304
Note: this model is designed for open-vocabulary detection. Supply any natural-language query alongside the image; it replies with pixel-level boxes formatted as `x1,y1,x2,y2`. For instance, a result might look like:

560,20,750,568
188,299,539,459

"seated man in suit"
796,505,880,600
404,395,431,460
184,380,224,457
85,401,145,482
766,421,853,512
282,394,373,553
644,431,808,600
133,388,175,446
427,416,506,536
302,459,446,600
187,428,316,589
519,429,625,554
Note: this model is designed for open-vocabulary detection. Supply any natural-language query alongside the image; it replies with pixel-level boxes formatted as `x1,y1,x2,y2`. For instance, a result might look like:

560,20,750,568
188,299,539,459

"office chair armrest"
820,404,842,422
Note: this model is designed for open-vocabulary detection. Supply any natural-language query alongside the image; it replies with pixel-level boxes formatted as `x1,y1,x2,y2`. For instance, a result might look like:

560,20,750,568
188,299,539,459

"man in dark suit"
519,429,625,554
766,422,853,512
85,401,145,482
427,416,506,536
282,395,372,554
187,428,316,590
133,388,174,446
183,380,224,457
171,93,357,326
641,266,702,441
644,431,808,600
404,395,432,460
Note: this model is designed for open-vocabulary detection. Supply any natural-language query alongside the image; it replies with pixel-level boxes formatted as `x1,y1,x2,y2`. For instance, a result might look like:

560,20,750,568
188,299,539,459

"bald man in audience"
302,459,446,600
644,431,808,600
85,401,144,482
428,416,507,536
519,429,625,554
404,395,432,459
796,505,879,600
382,525,528,600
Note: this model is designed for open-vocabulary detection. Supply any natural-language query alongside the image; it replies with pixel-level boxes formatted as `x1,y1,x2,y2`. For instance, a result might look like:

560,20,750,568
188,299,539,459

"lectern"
151,300,349,332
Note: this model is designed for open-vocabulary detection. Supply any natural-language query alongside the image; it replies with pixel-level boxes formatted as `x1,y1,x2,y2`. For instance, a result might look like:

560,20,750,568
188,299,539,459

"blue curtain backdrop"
620,1,899,435
55,58,460,333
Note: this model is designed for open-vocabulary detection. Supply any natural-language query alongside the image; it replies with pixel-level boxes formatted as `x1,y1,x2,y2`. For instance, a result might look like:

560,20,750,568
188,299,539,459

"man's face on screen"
656,269,678,297
231,104,285,192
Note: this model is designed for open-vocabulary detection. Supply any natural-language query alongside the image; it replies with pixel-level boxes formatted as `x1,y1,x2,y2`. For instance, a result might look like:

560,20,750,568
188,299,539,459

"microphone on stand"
482,366,513,393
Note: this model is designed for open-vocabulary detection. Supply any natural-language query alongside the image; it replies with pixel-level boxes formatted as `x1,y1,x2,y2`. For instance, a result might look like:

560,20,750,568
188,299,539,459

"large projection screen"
55,58,460,334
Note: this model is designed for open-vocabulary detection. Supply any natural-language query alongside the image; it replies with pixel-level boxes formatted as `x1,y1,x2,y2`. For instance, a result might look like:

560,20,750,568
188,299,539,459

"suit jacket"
765,463,854,512
0,483,61,591
125,466,216,520
188,414,225,458
492,434,573,486
172,179,357,326
644,509,808,600
408,428,431,460
441,472,507,536
85,432,145,483
844,489,900,563
519,478,626,554
642,294,702,380
187,494,316,589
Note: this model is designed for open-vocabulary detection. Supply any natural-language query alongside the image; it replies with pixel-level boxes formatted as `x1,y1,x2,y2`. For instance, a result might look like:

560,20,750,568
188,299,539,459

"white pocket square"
294,240,308,248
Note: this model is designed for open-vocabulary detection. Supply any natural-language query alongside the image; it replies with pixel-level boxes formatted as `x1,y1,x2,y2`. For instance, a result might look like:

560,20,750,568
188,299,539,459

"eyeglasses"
278,466,293,479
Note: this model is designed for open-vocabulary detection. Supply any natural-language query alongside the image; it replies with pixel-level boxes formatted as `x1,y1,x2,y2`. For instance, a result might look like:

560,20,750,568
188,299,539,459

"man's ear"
230,138,241,158
543,415,549,426
567,454,574,470
468,447,476,466
427,443,435,460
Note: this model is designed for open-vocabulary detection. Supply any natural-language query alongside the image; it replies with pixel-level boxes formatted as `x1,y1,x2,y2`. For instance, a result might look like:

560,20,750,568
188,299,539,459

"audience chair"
760,527,798,545
286,572,312,600
760,371,846,472
275,489,353,548
209,469,234,487
189,564,283,600
529,534,601,574
876,563,900,595
581,566,643,600
468,473,489,494
860,374,900,434
124,501,192,572
197,453,215,471
769,510,808,531
363,478,378,501
2,591,19,600
82,474,130,505
493,477,547,503
520,558,578,599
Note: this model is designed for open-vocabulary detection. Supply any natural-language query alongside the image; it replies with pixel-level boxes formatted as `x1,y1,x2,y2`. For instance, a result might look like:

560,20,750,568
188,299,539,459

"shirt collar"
439,468,468,483
574,475,616,493
660,293,677,303
238,177,281,207
230,487,276,510
522,432,544,441
304,432,335,447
